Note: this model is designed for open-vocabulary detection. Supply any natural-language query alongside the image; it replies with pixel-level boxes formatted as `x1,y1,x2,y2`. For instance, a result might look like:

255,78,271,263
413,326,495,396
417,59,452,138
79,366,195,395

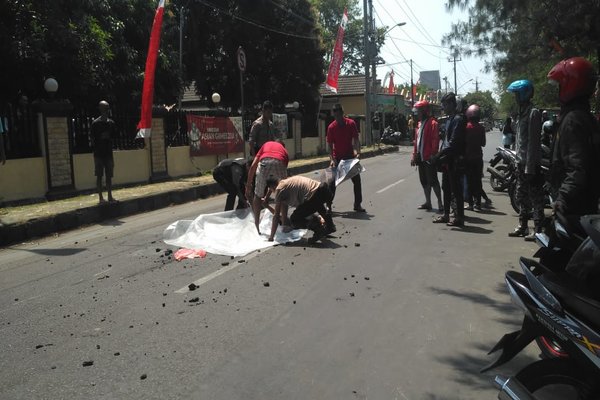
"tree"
463,91,497,121
443,0,600,112
184,0,325,115
0,0,181,110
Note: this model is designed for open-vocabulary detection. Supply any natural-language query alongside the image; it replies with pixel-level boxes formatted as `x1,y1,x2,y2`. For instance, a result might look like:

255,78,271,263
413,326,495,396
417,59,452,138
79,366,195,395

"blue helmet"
507,79,534,103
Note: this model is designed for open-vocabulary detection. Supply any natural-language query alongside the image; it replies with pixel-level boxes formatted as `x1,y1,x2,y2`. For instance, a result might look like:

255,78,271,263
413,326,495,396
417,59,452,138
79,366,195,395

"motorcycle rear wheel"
489,164,509,192
515,359,599,399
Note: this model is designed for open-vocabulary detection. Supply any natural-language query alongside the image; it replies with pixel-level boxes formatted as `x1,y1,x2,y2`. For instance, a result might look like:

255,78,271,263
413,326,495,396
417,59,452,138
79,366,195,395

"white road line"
175,250,262,294
376,179,405,194
94,268,112,277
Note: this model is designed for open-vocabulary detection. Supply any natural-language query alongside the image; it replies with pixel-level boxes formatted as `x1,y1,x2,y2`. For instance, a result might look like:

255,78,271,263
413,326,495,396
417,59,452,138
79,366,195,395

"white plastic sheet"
162,208,307,257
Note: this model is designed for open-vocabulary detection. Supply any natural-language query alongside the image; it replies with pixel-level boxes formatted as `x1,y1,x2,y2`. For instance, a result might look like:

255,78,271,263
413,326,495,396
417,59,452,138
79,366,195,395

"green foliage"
463,91,497,120
312,0,366,74
444,0,600,112
1,0,181,109
184,0,325,115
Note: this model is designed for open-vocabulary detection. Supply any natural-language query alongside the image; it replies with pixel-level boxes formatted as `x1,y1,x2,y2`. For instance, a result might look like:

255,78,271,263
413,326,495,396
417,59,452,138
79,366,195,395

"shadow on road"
10,247,87,256
427,285,539,395
333,211,373,221
451,225,493,234
463,215,492,225
99,218,125,227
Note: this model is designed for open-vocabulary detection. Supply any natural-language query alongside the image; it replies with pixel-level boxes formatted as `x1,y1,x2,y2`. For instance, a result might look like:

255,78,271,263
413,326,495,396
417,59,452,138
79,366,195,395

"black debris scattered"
293,300,296,304
188,283,198,291
354,243,360,247
189,297,200,303
263,282,270,287
155,248,161,253
35,344,44,349
140,374,147,380
221,262,230,266
364,276,370,280
349,292,355,297
51,366,56,369
351,274,355,278
238,260,245,263
82,361,94,367
114,352,120,356
291,262,294,265
223,288,228,293
162,303,166,307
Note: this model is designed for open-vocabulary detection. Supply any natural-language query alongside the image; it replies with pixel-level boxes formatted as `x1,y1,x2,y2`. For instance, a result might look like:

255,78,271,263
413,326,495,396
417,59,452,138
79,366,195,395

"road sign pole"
237,46,247,159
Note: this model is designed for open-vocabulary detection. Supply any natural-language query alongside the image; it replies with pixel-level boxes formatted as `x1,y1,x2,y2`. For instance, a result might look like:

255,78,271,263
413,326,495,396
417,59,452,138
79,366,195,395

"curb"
0,146,398,247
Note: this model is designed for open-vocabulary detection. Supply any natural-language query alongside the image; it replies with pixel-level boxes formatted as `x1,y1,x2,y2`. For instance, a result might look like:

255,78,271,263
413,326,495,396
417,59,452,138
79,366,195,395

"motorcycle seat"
540,272,600,330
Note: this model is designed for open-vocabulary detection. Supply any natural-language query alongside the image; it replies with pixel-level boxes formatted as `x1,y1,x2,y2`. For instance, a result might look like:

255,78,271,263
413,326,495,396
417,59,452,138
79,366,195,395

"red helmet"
465,104,481,120
547,57,596,103
412,100,430,115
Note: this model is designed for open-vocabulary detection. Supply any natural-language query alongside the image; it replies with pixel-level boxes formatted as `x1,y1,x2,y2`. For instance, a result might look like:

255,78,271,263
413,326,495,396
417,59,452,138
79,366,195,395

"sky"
368,0,497,96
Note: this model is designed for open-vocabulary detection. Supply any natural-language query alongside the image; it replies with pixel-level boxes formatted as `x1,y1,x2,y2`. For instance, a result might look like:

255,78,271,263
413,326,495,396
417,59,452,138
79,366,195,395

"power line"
194,0,319,40
266,0,316,27
399,0,439,47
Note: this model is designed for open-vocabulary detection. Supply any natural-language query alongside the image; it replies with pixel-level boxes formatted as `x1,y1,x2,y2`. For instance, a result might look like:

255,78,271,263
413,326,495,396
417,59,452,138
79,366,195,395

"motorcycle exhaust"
487,166,505,180
494,375,535,400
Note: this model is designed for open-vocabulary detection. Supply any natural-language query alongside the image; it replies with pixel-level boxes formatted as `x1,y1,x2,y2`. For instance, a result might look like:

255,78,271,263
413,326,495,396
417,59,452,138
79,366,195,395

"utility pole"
363,0,372,145
443,76,448,94
448,49,461,93
410,59,414,106
369,0,377,96
475,77,479,92
177,5,185,111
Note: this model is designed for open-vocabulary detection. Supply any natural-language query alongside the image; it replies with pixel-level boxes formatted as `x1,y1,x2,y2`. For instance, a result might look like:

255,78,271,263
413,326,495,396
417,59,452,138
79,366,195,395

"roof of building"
320,75,366,97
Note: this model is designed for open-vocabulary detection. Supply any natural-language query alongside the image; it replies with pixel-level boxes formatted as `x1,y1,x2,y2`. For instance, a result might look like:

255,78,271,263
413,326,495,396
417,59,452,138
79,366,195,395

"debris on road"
188,283,198,291
82,361,94,367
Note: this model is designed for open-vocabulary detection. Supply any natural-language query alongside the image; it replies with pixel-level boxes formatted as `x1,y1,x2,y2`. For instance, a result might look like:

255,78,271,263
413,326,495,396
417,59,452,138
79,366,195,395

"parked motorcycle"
482,214,600,399
487,146,516,192
380,126,403,145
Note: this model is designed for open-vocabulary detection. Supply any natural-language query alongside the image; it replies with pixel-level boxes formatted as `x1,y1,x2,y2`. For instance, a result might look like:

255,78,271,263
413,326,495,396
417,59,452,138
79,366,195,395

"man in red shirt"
411,100,442,211
245,141,289,233
326,103,365,212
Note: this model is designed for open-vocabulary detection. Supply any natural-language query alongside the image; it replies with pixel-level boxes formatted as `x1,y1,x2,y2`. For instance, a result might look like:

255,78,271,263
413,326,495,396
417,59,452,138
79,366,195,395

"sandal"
447,219,464,227
432,215,449,223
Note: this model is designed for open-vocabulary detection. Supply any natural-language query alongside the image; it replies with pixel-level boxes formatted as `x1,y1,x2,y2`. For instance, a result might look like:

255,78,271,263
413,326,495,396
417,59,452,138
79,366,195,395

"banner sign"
187,115,244,156
272,113,289,139
325,8,348,93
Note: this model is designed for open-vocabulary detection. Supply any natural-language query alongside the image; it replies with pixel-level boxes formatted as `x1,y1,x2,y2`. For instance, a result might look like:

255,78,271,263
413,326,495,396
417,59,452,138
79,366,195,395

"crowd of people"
213,101,364,244
410,56,600,238
212,56,599,248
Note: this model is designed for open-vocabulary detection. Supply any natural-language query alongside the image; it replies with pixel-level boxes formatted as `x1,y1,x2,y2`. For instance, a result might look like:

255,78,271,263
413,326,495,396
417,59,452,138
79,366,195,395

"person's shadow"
332,211,373,221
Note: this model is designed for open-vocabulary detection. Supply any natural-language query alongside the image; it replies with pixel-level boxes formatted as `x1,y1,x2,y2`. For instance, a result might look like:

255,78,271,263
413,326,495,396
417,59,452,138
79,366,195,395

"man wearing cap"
249,100,275,156
326,103,365,212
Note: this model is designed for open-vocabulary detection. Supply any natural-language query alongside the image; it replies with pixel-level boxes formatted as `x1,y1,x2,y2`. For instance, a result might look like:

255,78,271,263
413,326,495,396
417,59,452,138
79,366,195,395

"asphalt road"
1,130,544,400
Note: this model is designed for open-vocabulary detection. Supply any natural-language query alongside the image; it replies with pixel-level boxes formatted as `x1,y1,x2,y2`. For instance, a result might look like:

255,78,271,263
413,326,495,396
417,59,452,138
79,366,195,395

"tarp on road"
162,208,306,257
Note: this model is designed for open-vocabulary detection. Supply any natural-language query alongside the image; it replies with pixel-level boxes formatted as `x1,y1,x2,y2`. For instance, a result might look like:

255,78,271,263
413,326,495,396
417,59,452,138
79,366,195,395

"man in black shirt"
91,101,118,204
212,158,249,211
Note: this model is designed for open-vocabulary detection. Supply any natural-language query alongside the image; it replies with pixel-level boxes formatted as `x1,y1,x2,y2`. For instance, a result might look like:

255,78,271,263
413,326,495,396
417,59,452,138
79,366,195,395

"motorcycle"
532,213,587,359
488,146,517,192
482,214,600,399
380,126,403,145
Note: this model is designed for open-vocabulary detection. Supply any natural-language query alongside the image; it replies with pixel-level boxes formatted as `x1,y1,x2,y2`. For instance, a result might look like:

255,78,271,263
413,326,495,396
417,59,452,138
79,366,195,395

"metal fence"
1,102,41,159
70,107,143,154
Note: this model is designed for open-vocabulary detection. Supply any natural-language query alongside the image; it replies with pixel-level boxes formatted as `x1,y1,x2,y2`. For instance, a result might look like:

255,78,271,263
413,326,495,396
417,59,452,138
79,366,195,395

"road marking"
175,250,262,293
94,268,112,277
376,179,405,194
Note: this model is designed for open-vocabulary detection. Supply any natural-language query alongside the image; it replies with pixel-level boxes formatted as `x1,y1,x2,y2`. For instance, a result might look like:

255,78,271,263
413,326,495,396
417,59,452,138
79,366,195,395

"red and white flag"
388,71,395,93
136,0,166,139
325,8,348,93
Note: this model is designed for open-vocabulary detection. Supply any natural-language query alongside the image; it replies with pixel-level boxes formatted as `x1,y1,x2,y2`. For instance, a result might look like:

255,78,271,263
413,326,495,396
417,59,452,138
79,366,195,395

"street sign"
237,47,246,73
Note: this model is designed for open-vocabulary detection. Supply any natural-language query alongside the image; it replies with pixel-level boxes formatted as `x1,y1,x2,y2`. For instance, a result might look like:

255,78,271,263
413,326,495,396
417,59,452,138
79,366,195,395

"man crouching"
265,175,336,243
